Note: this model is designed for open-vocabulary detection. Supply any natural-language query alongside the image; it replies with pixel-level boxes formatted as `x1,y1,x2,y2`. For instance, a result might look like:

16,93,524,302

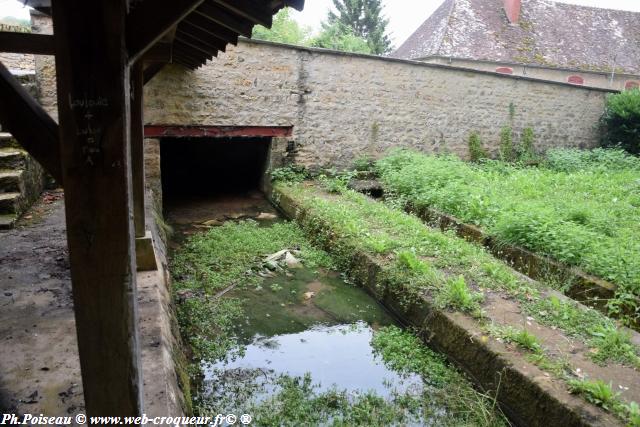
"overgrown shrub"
499,126,514,162
468,131,488,162
601,88,640,155
545,148,640,172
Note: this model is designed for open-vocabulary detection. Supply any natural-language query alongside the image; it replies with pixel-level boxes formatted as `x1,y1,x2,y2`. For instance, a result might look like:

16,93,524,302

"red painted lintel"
144,125,293,138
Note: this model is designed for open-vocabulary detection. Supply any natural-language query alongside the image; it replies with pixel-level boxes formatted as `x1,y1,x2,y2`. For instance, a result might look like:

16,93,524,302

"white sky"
1,0,640,47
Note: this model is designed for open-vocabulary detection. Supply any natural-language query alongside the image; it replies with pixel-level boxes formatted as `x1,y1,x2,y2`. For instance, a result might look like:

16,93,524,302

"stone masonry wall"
144,39,611,170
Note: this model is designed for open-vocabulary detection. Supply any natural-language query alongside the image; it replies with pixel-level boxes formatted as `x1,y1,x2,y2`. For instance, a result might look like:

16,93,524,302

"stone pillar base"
136,231,157,272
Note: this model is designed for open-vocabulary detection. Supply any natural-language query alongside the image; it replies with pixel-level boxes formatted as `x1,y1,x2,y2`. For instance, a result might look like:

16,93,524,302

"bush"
544,148,640,172
517,127,537,162
601,89,640,155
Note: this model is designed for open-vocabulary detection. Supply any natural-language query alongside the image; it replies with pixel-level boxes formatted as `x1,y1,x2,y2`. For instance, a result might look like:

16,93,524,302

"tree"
328,0,392,54
310,22,371,54
252,8,310,46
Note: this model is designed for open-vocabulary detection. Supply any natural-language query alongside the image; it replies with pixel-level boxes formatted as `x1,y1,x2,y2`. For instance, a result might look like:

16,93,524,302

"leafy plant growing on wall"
601,88,640,155
517,127,537,163
499,126,514,162
468,131,488,162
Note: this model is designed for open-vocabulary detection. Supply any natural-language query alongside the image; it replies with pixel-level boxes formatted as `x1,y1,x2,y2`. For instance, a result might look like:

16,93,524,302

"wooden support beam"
181,15,239,44
0,32,55,55
144,125,294,138
194,2,253,38
143,63,166,85
126,0,206,63
211,0,273,28
131,61,145,238
142,42,172,63
0,61,62,183
52,0,143,416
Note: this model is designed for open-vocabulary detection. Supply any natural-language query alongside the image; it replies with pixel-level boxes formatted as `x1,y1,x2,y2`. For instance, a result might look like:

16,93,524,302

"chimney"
503,0,521,24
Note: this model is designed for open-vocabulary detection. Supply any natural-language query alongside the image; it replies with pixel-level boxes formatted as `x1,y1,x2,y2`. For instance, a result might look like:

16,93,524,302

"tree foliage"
252,8,310,45
601,88,640,155
328,0,392,54
310,22,371,54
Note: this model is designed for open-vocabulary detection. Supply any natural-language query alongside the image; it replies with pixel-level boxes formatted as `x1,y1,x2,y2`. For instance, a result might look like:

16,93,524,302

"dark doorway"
160,136,270,200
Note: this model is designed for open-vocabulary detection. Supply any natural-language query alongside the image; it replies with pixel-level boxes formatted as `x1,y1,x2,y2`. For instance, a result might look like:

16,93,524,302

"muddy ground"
0,190,84,416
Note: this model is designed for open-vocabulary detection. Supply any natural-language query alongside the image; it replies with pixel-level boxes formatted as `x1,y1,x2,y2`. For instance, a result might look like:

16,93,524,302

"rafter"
126,0,206,63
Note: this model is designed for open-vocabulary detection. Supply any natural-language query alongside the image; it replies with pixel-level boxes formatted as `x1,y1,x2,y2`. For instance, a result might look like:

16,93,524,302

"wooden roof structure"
0,0,304,417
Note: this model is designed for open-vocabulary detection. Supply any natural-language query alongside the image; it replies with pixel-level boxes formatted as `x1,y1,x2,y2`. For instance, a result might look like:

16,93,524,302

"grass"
173,220,508,425
376,149,640,325
278,183,640,368
276,181,640,423
172,220,333,369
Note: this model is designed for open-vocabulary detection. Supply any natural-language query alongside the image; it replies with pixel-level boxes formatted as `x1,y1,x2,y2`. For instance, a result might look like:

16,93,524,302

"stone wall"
144,39,611,170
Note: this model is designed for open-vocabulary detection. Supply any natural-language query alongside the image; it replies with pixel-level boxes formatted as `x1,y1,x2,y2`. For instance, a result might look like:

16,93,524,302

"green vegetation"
173,219,507,425
601,88,640,155
326,0,392,54
376,149,640,325
277,182,640,424
271,165,309,184
568,378,640,424
278,182,640,365
517,127,537,162
468,131,488,162
251,7,373,54
499,126,514,162
252,8,311,45
172,221,332,367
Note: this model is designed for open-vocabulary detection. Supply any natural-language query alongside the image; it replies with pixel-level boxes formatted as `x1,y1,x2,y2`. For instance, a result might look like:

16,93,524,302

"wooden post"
52,0,143,416
131,60,145,238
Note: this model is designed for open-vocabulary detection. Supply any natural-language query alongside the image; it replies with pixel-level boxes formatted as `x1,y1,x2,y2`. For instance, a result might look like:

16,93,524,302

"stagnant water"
202,268,421,404
168,193,506,426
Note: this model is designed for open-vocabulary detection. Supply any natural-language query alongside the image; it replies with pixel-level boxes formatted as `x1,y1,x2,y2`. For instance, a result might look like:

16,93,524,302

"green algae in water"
229,268,396,341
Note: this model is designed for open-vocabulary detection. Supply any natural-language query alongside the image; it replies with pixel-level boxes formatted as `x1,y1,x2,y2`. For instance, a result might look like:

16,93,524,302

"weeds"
435,275,484,314
376,149,640,325
469,131,488,162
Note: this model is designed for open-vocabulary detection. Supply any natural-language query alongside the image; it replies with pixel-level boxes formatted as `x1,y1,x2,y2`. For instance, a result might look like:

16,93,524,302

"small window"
625,81,639,90
567,75,584,85
496,67,513,74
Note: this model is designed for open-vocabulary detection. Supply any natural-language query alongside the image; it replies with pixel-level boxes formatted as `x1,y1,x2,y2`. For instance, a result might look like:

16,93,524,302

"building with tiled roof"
392,0,640,90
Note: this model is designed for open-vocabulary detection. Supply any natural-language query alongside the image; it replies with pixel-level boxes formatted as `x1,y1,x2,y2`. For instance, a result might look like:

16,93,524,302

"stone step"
0,148,25,170
0,133,18,150
0,214,17,230
0,192,20,215
0,170,22,193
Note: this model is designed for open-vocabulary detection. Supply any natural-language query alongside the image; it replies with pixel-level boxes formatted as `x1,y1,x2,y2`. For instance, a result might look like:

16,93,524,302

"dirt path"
0,190,84,416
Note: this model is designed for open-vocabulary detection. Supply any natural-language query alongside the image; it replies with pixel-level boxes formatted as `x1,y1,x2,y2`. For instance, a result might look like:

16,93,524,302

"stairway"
0,132,46,229
0,70,48,229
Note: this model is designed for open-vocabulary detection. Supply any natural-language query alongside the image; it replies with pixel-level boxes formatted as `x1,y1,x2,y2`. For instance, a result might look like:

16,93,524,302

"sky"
1,0,640,47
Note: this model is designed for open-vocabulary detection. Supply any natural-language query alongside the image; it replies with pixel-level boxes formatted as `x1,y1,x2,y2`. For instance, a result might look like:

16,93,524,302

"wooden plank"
180,13,238,45
195,2,253,38
126,0,206,63
131,61,145,238
0,61,62,183
144,125,294,138
51,0,143,416
211,0,273,27
0,32,55,55
176,34,218,59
